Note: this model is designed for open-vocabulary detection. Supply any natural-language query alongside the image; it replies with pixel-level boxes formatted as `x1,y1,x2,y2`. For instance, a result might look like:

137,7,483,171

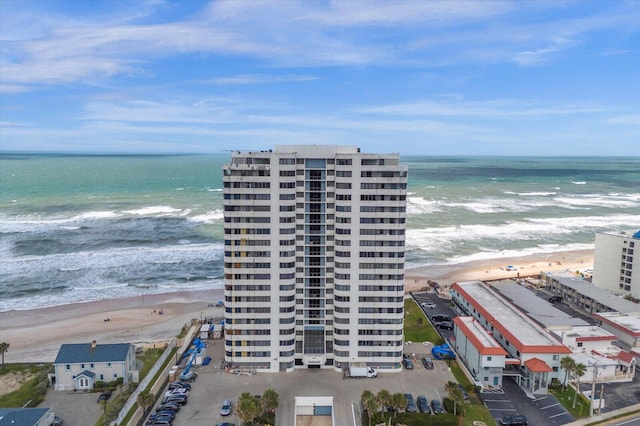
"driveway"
40,388,102,426
480,377,575,425
151,337,457,426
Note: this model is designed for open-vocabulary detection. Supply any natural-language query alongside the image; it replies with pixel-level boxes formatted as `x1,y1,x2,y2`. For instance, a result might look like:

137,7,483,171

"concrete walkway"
564,404,640,425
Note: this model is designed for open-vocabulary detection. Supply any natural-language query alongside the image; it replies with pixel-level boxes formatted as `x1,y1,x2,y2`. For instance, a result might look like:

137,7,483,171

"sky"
0,0,639,156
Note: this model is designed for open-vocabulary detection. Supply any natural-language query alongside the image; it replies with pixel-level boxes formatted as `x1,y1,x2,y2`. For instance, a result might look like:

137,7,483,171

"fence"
110,338,176,426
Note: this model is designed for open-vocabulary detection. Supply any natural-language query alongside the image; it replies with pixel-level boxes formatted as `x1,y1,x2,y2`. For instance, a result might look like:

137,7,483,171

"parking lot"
153,337,457,426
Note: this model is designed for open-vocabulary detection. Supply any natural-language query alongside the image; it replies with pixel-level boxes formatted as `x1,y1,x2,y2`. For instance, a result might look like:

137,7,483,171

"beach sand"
0,249,593,364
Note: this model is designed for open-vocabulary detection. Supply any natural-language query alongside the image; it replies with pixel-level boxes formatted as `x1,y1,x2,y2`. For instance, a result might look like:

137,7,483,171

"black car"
416,395,430,413
162,394,188,405
97,390,112,402
430,399,443,414
403,393,417,412
436,321,454,330
403,358,414,369
548,296,563,304
432,314,451,322
421,357,434,369
500,414,528,425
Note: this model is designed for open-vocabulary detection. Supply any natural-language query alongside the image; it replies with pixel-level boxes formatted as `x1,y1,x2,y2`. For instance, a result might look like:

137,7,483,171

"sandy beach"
0,249,593,364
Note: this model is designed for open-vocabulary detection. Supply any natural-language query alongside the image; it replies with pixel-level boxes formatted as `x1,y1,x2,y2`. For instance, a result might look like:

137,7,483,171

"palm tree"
237,392,261,425
0,342,9,369
572,363,587,409
137,389,154,417
362,394,380,426
262,388,279,414
446,381,464,416
560,356,575,390
376,389,391,413
391,392,406,417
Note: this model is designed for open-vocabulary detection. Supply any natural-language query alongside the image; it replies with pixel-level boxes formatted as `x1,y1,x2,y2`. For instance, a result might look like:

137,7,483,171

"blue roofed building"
53,341,137,391
0,408,54,426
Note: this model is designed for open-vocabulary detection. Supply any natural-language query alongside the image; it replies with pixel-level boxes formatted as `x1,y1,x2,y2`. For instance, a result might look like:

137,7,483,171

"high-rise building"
222,145,407,372
593,230,640,298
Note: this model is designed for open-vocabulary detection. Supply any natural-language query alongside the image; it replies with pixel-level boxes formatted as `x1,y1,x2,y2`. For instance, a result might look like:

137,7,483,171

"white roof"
596,312,640,334
456,281,564,348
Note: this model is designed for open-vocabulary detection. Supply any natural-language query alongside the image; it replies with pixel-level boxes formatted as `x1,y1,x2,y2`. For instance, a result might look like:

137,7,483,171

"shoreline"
0,249,594,363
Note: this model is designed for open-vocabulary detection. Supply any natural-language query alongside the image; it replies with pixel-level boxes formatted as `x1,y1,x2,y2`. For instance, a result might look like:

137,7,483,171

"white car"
165,388,189,398
421,302,436,309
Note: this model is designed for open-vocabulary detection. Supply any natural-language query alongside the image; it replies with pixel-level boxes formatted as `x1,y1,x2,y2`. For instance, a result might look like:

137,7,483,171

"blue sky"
1,0,638,156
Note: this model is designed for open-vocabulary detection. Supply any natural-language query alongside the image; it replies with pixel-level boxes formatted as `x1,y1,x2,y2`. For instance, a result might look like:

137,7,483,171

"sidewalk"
564,404,640,425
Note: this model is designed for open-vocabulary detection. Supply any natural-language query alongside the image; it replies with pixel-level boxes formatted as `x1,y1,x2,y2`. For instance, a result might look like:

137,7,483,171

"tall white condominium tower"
593,230,640,298
223,145,407,373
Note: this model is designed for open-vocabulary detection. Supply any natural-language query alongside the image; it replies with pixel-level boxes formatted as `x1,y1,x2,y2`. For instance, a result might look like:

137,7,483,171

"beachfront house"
53,341,137,391
0,408,55,425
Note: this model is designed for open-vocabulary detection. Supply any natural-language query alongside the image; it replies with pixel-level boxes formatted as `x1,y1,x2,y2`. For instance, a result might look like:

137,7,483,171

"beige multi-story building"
593,230,639,298
222,145,407,373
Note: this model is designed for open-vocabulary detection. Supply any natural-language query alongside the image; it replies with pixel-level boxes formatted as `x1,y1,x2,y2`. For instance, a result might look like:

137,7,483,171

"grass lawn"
550,386,590,419
404,298,441,343
461,402,497,426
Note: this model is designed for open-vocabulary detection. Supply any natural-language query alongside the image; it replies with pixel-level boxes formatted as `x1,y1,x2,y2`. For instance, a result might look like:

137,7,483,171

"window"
107,363,112,368
577,342,583,347
66,364,70,370
90,363,94,368
487,356,492,361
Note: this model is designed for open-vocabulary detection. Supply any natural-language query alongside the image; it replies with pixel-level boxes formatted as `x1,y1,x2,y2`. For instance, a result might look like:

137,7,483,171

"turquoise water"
1,153,639,311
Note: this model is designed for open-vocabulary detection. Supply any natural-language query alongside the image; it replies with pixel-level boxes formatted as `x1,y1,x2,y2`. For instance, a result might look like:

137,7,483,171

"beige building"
593,230,639,298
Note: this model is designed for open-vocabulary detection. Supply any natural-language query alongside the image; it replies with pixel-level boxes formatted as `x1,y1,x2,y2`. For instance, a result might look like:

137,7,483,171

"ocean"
1,154,639,312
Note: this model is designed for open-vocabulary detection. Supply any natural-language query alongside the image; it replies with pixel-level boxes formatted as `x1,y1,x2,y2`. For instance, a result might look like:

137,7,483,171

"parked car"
165,388,188,398
548,296,563,304
421,301,436,309
148,413,175,422
168,381,191,391
220,399,233,416
421,357,434,369
431,314,451,322
162,394,188,405
416,395,430,413
402,358,414,370
145,419,172,426
156,403,180,413
153,410,176,419
52,416,63,426
430,399,443,414
500,414,528,425
436,321,454,330
215,423,236,426
97,390,112,403
403,393,417,412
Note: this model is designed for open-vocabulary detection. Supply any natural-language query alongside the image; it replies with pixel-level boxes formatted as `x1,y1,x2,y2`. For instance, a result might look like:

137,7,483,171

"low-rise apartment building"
451,281,571,395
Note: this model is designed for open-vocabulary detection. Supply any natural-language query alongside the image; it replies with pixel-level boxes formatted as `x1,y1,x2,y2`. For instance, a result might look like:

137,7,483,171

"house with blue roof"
53,341,137,391
0,408,54,426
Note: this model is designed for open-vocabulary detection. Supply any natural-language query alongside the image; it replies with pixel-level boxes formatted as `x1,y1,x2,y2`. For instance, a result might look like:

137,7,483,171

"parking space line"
541,402,560,410
549,411,571,419
483,399,511,402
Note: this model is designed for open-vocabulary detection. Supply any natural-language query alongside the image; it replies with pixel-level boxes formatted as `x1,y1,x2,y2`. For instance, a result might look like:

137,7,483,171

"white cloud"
355,98,606,119
606,115,640,125
211,74,320,85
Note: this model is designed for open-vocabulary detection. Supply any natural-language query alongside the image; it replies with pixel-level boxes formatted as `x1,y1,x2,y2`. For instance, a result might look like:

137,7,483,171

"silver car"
220,399,232,416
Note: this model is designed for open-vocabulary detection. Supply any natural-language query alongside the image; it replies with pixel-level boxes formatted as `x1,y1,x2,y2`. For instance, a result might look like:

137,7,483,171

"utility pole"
589,363,598,417
598,384,604,415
